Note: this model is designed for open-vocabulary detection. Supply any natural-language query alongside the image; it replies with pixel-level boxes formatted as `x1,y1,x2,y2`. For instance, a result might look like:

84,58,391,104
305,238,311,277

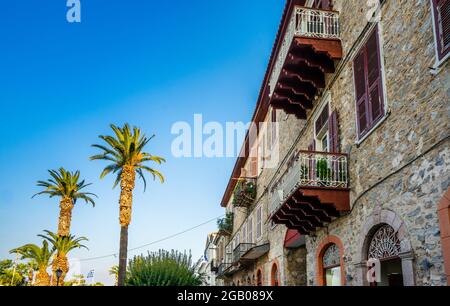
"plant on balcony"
232,179,256,207
316,158,332,185
217,212,233,236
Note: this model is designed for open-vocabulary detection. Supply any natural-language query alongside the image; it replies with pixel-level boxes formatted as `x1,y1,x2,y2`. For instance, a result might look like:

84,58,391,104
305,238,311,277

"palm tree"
33,168,96,237
90,124,165,286
10,240,54,286
39,230,88,286
109,265,119,286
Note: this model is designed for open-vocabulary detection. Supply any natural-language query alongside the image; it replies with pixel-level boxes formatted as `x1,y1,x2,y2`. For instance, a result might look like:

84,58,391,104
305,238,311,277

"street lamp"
56,269,63,287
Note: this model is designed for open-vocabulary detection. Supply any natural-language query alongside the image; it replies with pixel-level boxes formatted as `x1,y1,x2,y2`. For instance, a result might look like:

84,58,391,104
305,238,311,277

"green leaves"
125,250,203,286
90,124,165,191
38,230,89,254
33,168,97,207
9,240,54,269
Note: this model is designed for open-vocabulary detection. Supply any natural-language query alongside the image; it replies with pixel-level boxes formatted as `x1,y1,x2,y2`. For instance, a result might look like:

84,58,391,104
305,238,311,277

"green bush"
217,212,233,235
125,250,203,286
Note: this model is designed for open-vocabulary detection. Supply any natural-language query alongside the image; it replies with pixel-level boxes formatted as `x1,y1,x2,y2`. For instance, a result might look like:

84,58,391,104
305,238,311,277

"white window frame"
313,93,331,152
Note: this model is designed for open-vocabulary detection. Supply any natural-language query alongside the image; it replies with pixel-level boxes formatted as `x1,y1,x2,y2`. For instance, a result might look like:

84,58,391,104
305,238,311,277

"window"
312,0,332,9
431,0,450,64
313,101,340,153
322,244,341,286
271,263,280,286
353,26,385,140
242,221,247,244
256,269,263,286
256,206,262,240
271,108,277,145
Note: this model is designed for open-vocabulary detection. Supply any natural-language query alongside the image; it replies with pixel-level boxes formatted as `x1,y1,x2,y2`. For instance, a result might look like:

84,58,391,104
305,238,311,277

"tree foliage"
125,250,203,286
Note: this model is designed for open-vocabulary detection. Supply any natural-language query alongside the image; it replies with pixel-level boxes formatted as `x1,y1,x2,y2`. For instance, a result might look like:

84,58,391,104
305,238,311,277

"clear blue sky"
0,0,285,285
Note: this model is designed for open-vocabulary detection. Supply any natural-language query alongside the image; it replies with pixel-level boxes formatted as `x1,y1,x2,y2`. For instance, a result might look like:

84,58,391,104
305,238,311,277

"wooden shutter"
366,28,384,123
433,0,450,61
354,49,369,137
354,26,384,139
328,111,340,153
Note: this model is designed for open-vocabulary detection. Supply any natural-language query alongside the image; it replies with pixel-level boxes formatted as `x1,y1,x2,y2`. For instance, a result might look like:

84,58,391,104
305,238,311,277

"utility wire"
79,214,224,262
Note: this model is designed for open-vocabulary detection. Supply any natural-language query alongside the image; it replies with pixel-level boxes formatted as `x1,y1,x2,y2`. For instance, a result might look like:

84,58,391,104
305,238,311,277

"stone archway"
354,208,415,286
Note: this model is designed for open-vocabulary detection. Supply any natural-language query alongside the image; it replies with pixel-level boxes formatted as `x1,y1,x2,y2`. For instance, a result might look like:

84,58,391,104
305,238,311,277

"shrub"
125,249,203,286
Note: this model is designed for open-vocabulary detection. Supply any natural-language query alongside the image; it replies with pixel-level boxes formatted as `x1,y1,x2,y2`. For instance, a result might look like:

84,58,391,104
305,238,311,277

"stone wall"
217,0,449,286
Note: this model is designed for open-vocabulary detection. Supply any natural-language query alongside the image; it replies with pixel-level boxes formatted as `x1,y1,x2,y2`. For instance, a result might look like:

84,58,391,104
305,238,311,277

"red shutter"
366,28,384,123
354,50,369,137
433,0,450,60
328,111,340,153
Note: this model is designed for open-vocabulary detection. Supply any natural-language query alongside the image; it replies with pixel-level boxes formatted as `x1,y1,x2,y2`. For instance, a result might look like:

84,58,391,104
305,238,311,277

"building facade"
211,0,449,286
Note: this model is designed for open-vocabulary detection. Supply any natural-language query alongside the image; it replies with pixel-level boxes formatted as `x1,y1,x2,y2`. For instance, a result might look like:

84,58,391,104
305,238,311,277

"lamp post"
56,268,63,287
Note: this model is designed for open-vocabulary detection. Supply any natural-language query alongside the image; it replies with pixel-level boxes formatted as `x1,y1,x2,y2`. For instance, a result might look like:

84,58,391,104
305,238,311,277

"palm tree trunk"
51,253,68,286
58,197,74,237
118,226,128,286
117,165,135,286
35,267,50,286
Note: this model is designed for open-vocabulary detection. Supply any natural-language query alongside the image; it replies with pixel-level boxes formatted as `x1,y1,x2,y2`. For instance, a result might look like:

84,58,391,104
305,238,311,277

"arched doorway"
355,209,415,286
438,187,450,285
367,224,403,286
271,263,280,286
256,269,263,286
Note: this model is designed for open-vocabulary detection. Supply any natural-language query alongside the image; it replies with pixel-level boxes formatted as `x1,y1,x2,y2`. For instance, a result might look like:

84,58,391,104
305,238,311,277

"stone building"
212,0,449,286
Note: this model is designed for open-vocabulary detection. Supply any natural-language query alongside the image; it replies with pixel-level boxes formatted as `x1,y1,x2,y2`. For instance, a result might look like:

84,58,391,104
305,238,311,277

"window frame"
352,24,389,144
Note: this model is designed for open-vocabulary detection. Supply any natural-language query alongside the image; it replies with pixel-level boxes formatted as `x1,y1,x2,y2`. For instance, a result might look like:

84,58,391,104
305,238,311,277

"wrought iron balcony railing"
269,151,348,215
269,6,341,96
232,243,256,263
217,262,232,276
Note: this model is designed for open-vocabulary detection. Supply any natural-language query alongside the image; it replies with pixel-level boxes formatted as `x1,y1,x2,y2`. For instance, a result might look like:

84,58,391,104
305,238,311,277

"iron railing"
232,243,256,263
269,6,341,96
217,262,232,276
269,151,348,215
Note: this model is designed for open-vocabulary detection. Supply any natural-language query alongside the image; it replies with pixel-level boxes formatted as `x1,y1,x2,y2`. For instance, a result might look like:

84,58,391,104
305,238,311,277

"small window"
256,269,263,286
271,264,280,286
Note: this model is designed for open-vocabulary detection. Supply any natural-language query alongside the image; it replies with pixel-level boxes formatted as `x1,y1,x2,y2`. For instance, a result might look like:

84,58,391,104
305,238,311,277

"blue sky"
0,0,285,285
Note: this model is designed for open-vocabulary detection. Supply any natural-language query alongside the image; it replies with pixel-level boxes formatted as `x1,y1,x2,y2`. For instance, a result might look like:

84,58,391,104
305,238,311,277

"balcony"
269,151,350,234
268,6,342,118
210,260,218,273
217,262,232,278
217,212,233,236
232,178,257,208
233,243,256,263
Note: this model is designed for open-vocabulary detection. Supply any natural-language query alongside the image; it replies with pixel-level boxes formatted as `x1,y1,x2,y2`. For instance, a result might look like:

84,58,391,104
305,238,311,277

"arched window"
316,235,345,286
271,263,279,286
256,269,263,286
322,243,341,286
367,224,403,286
